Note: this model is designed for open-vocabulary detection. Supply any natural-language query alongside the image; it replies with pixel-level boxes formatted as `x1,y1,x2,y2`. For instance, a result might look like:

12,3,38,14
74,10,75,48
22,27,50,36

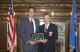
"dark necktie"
31,20,34,32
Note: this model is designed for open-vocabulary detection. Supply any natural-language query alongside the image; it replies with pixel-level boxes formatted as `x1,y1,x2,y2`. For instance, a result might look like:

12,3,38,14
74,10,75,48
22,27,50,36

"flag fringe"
69,45,76,52
8,44,17,50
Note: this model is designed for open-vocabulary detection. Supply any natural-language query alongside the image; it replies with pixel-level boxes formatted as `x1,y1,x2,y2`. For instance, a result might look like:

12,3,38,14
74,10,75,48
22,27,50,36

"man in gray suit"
20,7,40,52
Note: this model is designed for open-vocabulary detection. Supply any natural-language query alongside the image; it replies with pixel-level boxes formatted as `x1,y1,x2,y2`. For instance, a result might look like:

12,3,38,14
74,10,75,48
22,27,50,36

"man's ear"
50,18,51,21
34,13,36,16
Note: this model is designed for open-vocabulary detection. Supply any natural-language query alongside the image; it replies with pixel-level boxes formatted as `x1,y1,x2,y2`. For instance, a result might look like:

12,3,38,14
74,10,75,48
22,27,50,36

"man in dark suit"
20,7,40,52
40,13,58,52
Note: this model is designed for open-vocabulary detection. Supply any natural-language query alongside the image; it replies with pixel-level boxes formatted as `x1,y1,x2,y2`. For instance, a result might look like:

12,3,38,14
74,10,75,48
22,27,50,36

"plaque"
32,33,44,42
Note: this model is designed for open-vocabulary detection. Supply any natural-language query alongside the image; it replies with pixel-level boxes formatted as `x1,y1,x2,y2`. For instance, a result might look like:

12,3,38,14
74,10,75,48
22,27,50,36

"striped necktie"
45,25,48,30
44,25,48,32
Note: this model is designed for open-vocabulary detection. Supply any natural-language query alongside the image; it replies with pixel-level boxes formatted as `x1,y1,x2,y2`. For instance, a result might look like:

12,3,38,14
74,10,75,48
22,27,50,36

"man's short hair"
28,7,36,12
43,13,51,18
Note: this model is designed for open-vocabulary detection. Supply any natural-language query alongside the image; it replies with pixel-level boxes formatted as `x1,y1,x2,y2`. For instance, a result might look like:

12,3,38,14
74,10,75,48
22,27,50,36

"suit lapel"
43,24,45,32
48,23,52,31
26,18,33,32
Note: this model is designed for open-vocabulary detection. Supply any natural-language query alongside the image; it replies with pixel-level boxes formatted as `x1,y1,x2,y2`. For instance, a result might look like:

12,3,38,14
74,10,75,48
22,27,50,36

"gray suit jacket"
19,17,40,51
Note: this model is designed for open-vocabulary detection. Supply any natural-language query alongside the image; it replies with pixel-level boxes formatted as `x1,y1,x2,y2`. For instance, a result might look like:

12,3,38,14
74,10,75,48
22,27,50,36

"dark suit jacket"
40,23,58,52
19,17,40,51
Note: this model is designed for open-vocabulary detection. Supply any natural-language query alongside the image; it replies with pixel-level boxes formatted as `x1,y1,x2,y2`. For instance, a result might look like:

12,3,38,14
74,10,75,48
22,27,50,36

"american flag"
7,0,17,51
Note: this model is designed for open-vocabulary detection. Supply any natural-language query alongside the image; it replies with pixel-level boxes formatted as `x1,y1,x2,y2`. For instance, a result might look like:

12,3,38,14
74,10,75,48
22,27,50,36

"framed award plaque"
32,33,44,42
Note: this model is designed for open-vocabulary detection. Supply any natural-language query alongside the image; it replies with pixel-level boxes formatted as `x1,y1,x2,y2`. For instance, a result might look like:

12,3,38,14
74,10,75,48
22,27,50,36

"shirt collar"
45,23,50,27
29,17,34,22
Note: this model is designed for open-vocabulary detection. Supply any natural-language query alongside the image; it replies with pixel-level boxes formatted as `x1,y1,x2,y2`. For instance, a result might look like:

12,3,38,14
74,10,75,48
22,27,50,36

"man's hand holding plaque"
32,33,44,43
42,39,48,43
29,40,35,44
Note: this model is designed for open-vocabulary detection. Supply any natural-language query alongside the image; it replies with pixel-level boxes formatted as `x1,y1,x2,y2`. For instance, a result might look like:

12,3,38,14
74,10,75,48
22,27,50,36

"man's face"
29,8,35,18
43,15,51,24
